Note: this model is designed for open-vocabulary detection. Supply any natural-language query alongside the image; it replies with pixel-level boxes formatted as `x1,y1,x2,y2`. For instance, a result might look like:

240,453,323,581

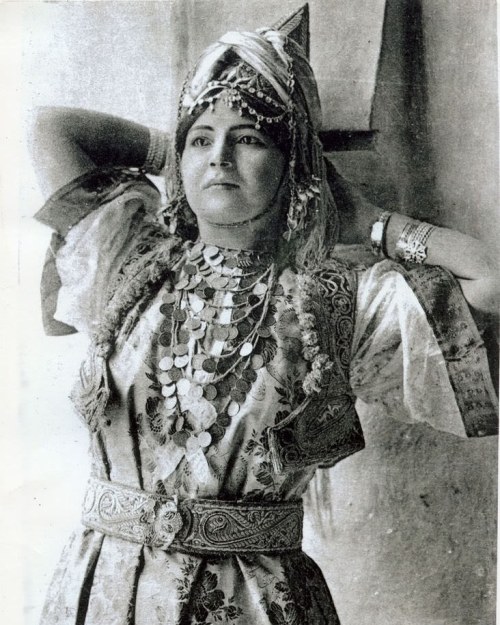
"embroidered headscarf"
165,27,339,268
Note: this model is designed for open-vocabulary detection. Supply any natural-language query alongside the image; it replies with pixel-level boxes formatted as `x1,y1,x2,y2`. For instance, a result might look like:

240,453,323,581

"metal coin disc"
172,430,189,447
210,254,224,266
177,329,190,344
191,328,206,340
230,389,246,403
227,401,240,417
164,396,177,410
203,384,217,401
228,326,239,340
263,315,276,327
213,276,229,289
174,354,190,368
192,355,207,370
184,263,197,275
186,318,202,331
202,358,217,373
215,379,230,397
173,309,187,322
160,303,174,316
159,332,172,347
197,431,212,448
173,343,188,356
217,413,231,427
239,342,254,357
213,326,229,341
175,278,190,291
190,241,205,257
168,368,182,382
204,245,220,258
232,309,246,322
191,299,205,314
252,282,268,296
237,321,252,336
161,384,176,397
176,378,191,395
159,356,174,371
236,378,250,392
158,372,173,385
162,293,176,304
251,354,264,369
200,308,216,321
242,368,257,383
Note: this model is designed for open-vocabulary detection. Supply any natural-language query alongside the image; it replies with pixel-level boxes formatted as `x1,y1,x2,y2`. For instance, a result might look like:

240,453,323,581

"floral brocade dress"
36,169,497,625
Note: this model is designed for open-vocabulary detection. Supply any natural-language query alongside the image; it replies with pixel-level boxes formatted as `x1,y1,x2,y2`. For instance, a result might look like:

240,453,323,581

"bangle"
370,211,393,258
142,128,167,175
395,220,435,264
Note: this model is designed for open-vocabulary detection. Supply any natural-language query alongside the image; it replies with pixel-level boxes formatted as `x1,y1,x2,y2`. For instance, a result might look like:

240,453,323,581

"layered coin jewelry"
154,242,282,456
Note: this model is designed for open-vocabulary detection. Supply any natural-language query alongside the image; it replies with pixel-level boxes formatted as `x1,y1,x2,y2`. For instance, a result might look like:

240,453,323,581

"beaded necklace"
155,241,283,455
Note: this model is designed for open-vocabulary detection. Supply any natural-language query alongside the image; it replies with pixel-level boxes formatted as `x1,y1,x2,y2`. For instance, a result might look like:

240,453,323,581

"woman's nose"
209,140,233,168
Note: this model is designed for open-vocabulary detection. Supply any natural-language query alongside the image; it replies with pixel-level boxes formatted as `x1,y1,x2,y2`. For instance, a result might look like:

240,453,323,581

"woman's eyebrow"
189,123,261,132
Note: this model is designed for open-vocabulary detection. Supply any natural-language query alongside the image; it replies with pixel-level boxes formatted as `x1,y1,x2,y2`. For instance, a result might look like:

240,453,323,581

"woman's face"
180,101,286,227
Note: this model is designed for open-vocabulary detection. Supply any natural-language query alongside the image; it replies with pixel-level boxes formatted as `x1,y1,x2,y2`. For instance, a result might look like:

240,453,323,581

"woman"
31,13,497,625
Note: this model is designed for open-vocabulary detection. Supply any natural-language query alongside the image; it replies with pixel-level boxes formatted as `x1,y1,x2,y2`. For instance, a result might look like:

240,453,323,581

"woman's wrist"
370,212,437,265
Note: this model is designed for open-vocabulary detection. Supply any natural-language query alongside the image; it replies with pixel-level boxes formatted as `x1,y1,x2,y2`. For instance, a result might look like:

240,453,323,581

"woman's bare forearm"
31,107,151,198
385,213,498,315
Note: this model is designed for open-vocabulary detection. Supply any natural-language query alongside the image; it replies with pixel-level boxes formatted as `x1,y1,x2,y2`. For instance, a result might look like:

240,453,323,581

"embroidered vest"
267,261,365,473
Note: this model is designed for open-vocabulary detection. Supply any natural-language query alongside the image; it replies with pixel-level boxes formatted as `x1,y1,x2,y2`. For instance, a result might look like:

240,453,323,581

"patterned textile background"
2,1,497,624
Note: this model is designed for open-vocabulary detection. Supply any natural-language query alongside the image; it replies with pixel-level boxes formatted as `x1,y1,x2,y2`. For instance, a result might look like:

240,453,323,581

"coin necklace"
156,242,281,453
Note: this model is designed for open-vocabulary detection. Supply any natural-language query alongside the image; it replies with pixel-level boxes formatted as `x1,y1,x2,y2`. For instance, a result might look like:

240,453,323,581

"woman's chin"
197,209,268,228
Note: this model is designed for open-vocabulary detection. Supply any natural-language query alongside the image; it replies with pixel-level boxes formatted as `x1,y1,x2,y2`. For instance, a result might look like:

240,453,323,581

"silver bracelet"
142,128,167,175
395,221,435,264
370,211,393,258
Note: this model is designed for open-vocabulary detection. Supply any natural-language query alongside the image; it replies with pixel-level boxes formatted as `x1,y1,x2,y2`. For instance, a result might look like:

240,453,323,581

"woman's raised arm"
383,212,499,316
31,107,155,198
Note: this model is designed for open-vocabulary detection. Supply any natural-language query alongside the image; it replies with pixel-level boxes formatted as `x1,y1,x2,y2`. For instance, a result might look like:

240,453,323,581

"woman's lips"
204,179,239,189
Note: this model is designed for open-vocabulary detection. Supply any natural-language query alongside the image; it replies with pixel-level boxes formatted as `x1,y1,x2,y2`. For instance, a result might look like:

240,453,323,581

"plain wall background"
1,1,497,624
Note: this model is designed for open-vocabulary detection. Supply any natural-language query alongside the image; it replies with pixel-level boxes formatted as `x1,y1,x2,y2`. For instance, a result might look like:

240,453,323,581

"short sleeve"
350,261,498,438
34,167,165,335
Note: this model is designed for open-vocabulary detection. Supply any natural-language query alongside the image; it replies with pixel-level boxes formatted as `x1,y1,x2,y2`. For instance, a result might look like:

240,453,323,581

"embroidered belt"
82,477,303,554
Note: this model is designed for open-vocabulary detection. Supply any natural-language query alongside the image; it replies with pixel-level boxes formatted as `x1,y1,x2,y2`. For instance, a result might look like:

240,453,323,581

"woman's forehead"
187,101,260,134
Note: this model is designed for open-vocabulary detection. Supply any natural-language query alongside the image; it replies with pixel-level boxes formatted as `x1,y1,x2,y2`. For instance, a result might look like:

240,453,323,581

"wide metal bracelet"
142,128,167,175
370,210,393,258
395,221,435,264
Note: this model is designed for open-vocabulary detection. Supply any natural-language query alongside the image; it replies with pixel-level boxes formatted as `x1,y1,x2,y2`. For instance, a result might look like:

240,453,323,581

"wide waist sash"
82,477,303,554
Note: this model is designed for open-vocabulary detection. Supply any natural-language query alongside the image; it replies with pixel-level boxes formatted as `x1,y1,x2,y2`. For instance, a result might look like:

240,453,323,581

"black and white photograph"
2,1,498,624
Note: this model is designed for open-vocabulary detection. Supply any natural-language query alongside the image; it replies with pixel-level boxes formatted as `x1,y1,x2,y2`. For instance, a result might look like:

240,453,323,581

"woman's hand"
385,213,499,317
30,107,153,199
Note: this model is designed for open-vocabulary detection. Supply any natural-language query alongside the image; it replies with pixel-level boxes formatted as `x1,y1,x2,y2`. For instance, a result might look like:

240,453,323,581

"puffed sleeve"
34,167,166,335
350,260,498,438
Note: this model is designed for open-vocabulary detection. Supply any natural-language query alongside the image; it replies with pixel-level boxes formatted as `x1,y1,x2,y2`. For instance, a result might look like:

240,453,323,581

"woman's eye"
190,136,210,147
237,135,265,146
